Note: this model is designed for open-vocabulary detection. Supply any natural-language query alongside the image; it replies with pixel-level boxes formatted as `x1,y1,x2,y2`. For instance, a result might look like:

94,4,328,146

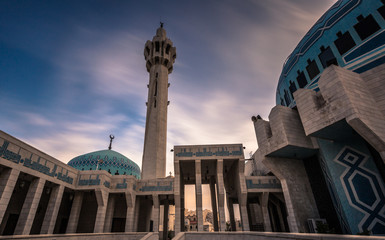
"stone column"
152,194,160,232
209,176,218,231
66,192,83,233
125,192,136,232
174,196,181,233
174,160,182,234
260,192,272,232
227,197,236,231
239,201,250,231
162,200,169,240
94,189,109,233
40,185,64,234
14,178,45,235
0,168,20,224
195,160,203,231
133,196,141,232
262,156,319,233
216,159,226,231
237,160,250,231
180,188,185,232
104,194,115,232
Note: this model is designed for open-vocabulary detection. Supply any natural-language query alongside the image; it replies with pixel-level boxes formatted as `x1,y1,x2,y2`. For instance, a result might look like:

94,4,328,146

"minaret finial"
160,22,164,28
108,134,115,150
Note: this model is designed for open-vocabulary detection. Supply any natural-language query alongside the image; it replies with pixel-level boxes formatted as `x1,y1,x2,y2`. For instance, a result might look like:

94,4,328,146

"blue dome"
68,149,141,179
277,0,385,107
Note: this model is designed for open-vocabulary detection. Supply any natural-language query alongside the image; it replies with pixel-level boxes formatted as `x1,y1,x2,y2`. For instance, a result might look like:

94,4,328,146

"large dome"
68,149,141,179
277,0,385,107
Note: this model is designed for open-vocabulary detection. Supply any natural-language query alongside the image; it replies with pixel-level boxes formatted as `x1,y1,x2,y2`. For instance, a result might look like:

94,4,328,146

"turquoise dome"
68,149,141,179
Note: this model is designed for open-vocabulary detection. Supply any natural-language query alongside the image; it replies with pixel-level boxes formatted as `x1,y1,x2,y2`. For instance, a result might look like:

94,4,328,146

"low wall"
173,232,385,240
0,232,148,240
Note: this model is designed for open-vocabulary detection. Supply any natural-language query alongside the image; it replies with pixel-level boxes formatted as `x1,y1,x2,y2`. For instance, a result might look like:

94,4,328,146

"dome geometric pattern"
68,149,141,179
276,0,385,108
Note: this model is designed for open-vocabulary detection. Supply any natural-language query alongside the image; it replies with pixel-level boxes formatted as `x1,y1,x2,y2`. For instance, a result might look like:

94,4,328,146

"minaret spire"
141,26,176,179
108,134,114,150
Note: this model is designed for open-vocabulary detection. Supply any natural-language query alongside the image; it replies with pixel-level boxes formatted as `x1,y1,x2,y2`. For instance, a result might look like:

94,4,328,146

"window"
378,1,385,19
306,59,320,79
145,46,150,55
284,89,291,106
166,44,171,54
289,80,297,98
154,81,158,96
318,46,338,68
296,70,308,88
334,31,356,55
354,14,380,40
147,61,152,69
155,41,160,52
280,98,285,106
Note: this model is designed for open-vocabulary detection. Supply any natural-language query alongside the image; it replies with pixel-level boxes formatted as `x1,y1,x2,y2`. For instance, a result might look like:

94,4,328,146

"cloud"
9,108,144,168
1,0,337,177
52,26,149,111
164,88,272,174
17,112,54,127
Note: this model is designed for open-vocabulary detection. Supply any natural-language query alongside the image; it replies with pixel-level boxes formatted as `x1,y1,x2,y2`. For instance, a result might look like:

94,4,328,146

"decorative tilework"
0,140,74,184
276,0,385,107
176,146,243,158
334,147,385,234
246,178,282,189
138,181,173,192
116,179,128,189
319,154,351,233
68,149,141,179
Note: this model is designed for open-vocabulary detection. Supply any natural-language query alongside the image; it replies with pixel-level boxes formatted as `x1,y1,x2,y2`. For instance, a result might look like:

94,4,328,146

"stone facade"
253,65,385,235
0,130,287,237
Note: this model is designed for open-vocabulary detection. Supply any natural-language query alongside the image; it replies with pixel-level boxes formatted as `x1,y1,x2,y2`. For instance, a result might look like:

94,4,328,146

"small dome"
68,149,141,179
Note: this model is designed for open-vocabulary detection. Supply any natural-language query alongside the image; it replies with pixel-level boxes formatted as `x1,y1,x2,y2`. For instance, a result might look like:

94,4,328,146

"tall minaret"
141,24,176,179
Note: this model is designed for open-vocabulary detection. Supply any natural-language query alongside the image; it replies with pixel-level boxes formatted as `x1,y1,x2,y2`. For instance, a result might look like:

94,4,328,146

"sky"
1,0,337,179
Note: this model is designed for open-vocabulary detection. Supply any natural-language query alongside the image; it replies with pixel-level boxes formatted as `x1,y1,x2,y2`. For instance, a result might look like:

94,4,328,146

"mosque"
0,0,385,239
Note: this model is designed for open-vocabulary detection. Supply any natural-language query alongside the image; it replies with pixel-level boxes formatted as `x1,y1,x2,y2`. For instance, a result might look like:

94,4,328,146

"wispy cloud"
52,27,149,111
1,0,337,176
7,108,144,167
